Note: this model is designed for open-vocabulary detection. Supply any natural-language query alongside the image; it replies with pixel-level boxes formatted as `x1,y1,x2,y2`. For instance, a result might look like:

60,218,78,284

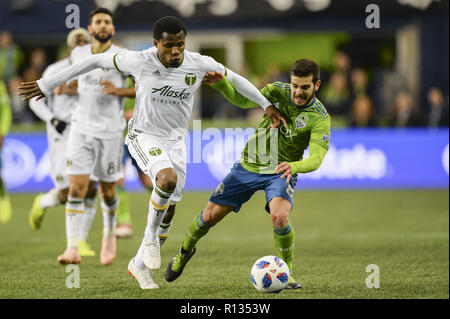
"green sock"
181,211,212,252
116,186,131,224
273,222,295,274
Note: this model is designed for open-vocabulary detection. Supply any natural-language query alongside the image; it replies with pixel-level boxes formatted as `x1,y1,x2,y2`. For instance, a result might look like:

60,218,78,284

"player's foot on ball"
285,275,302,289
100,235,116,266
57,247,81,265
115,222,133,238
142,239,161,270
28,193,45,230
165,247,196,282
0,195,12,224
128,258,159,289
78,240,95,257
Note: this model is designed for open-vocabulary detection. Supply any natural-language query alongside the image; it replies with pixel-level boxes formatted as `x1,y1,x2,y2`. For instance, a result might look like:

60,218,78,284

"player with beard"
27,8,133,266
165,59,330,290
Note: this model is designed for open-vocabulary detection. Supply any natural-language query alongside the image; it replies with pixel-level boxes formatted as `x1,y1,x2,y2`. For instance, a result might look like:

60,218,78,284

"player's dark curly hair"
89,7,114,23
153,16,187,40
290,59,320,84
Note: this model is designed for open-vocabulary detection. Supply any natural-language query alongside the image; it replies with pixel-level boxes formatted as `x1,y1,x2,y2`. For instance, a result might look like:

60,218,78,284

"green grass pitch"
0,189,448,299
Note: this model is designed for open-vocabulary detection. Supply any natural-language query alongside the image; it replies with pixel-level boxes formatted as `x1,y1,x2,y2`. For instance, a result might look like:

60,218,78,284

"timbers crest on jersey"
185,73,196,86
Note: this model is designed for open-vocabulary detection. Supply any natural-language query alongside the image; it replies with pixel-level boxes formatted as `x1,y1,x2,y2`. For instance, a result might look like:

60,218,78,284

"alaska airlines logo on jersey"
151,85,191,100
185,73,196,86
295,114,308,129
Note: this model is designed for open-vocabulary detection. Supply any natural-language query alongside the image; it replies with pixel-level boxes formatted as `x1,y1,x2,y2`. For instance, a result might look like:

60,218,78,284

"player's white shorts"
47,125,70,190
67,129,124,183
125,130,186,203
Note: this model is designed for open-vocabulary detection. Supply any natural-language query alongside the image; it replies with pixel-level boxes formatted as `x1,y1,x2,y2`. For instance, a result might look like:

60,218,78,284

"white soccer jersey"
71,43,127,138
113,47,226,141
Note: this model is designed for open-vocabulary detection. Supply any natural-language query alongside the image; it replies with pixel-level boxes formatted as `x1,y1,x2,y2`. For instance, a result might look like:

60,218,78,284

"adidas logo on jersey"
151,85,191,100
152,69,161,76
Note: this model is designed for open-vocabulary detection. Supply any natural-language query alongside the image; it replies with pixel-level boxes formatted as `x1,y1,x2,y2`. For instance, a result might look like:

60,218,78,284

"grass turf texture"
0,190,448,299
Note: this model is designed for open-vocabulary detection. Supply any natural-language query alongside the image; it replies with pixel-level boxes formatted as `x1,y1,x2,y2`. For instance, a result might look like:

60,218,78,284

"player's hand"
54,83,68,95
265,105,288,129
276,162,292,184
202,71,224,85
50,118,68,134
100,80,117,95
18,81,45,101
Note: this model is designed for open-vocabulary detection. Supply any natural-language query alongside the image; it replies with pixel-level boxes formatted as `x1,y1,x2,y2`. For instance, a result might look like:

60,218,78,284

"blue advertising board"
1,128,448,192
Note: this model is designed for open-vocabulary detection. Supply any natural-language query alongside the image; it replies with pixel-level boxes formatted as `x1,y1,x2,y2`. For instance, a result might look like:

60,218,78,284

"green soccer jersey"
212,79,331,175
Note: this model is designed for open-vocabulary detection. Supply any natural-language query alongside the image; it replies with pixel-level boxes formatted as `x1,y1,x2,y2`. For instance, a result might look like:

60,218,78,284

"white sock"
143,186,172,242
65,196,84,248
80,197,97,241
101,196,119,237
40,188,61,209
134,241,146,269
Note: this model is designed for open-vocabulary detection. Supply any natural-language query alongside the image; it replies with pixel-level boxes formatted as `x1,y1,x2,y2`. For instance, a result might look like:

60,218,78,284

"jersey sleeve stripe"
113,53,122,73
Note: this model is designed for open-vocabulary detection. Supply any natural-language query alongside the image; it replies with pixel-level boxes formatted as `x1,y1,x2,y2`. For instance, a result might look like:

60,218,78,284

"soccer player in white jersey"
28,28,99,257
23,8,134,266
18,16,287,289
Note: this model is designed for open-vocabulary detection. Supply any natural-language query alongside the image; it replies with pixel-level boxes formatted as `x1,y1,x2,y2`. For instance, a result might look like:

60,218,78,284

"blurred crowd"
1,30,448,128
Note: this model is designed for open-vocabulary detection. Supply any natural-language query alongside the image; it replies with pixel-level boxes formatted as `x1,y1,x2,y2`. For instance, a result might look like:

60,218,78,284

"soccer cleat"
100,235,116,266
142,239,161,270
115,222,133,238
57,247,81,265
78,240,96,257
165,247,196,282
128,258,159,289
285,274,302,289
28,193,45,230
0,195,12,224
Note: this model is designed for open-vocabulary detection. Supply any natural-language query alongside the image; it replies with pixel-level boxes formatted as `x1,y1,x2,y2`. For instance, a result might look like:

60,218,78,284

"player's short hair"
66,28,90,47
153,16,187,40
290,59,320,84
89,7,114,23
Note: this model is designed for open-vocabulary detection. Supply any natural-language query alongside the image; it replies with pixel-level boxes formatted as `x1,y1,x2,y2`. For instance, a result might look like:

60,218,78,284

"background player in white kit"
18,16,287,288
23,8,134,266
28,28,99,257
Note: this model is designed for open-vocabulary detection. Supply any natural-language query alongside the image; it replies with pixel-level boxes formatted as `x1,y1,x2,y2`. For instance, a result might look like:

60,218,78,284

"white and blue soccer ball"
250,255,290,293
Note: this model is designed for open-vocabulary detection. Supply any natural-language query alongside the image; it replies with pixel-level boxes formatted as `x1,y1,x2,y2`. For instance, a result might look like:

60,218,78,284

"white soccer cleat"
142,239,161,270
128,258,159,289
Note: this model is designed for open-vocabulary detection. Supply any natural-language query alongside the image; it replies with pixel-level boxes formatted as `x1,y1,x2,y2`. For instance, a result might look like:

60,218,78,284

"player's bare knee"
58,188,69,204
69,184,88,199
86,182,97,199
156,168,177,191
270,210,290,228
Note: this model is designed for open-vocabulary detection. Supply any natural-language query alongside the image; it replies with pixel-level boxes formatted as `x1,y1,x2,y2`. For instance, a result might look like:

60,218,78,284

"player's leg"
158,204,175,247
78,180,97,257
57,173,90,265
165,201,234,282
94,135,124,266
29,131,70,229
265,175,301,289
57,131,95,265
116,145,133,238
0,175,12,224
98,180,119,265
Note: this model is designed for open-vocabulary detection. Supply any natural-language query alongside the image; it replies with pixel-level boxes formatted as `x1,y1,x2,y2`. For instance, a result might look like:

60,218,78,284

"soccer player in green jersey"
165,59,330,289
0,79,12,223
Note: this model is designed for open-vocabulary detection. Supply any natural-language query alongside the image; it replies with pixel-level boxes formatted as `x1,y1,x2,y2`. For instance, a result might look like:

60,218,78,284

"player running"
0,79,12,224
18,16,287,289
165,59,330,290
22,8,134,266
28,28,99,257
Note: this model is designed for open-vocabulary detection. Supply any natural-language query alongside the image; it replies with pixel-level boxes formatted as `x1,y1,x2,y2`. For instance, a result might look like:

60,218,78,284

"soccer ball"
250,255,290,293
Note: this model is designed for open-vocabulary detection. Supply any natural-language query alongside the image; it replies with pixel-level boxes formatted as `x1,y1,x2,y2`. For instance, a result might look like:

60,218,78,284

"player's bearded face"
290,75,320,107
155,31,186,67
89,13,114,44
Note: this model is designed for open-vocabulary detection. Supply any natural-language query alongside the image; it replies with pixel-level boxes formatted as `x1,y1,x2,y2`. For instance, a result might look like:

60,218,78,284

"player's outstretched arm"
18,53,116,100
279,142,328,177
205,71,288,129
